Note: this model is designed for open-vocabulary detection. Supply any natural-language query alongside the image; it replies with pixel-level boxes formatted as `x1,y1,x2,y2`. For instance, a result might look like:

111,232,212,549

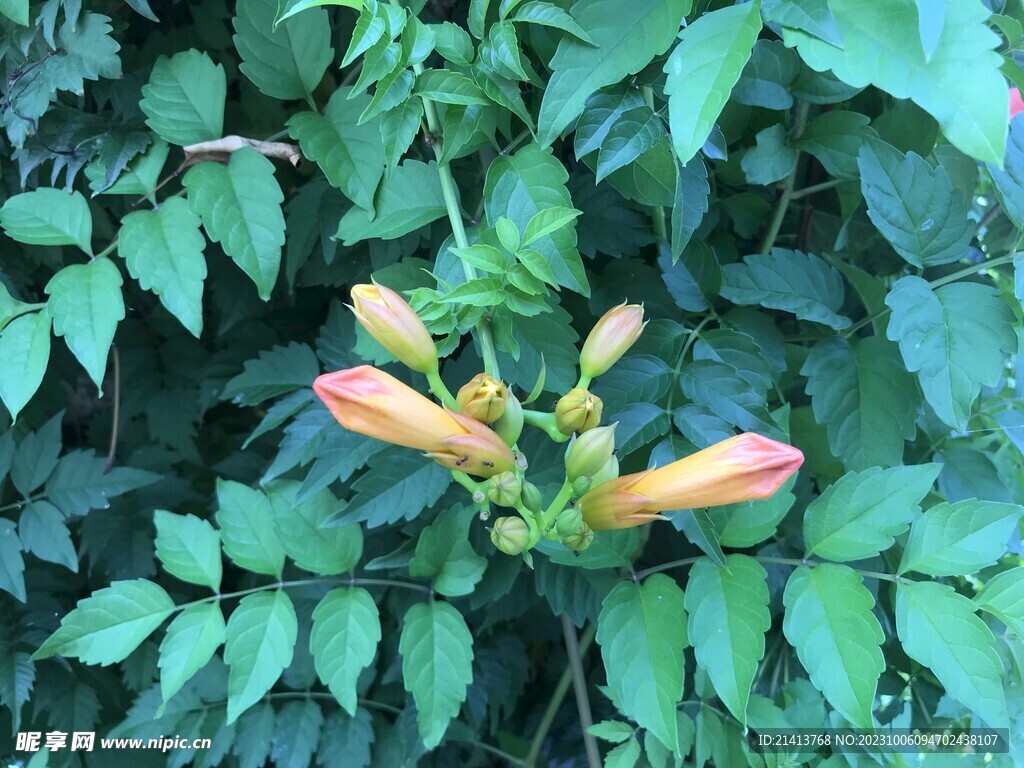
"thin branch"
562,615,602,768
181,136,302,168
103,345,121,473
759,101,810,254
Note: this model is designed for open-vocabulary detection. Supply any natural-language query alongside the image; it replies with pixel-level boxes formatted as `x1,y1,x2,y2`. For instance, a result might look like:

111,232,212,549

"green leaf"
10,413,62,497
337,160,446,245
215,479,286,578
803,464,940,562
595,107,664,182
663,0,762,165
587,720,634,743
318,708,374,768
451,245,507,275
720,249,849,330
381,97,423,174
484,144,588,294
399,600,474,749
495,217,520,251
605,736,642,768
224,590,298,723
154,510,223,590
762,0,841,47
33,580,175,664
685,555,769,726
409,506,487,597
0,645,33,731
158,603,226,704
44,449,159,516
233,702,276,768
782,564,884,728
741,124,797,186
679,360,775,434
272,700,324,768
141,50,226,146
974,569,1024,640
895,580,1008,728
222,342,319,406
707,479,796,548
0,520,25,602
783,0,1007,163
575,87,645,159
0,311,51,422
310,587,381,715
45,258,125,393
183,148,286,300
432,22,474,65
885,276,1016,431
0,188,93,253
671,157,710,261
0,0,27,25
898,499,1024,576
795,110,877,179
267,481,363,574
987,116,1024,229
233,0,332,101
522,206,582,246
537,0,690,146
416,69,491,105
18,501,76,571
332,448,452,528
598,574,687,751
118,196,207,337
801,336,920,470
512,2,595,43
857,142,973,267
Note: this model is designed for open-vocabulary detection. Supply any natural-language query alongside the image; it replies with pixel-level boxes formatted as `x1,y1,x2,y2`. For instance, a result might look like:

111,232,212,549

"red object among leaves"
1012,87,1024,119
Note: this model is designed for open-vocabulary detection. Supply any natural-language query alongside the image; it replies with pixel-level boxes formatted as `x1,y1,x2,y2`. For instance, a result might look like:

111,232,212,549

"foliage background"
3,0,1024,766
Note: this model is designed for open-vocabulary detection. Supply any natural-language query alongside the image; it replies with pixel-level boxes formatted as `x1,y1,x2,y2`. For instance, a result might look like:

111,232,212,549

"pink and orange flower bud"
577,433,803,530
579,302,646,379
313,366,515,478
350,280,438,374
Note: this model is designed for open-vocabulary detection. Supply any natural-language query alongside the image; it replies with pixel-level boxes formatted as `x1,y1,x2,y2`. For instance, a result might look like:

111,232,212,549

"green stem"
532,479,575,545
426,370,458,409
641,85,668,246
561,614,602,768
575,374,593,390
636,555,905,583
758,101,810,255
665,314,714,412
789,178,846,201
523,410,570,442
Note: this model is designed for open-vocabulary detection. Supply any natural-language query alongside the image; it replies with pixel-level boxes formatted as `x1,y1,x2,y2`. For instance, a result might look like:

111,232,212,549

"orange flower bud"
555,388,603,435
579,302,645,380
350,280,438,374
313,366,515,478
578,433,804,530
456,373,507,424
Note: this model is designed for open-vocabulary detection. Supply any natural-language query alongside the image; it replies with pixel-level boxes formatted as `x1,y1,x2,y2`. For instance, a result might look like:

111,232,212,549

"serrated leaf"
664,0,762,165
0,646,33,731
381,97,423,173
896,580,1008,728
685,555,769,726
801,336,920,470
183,148,285,300
44,449,159,516
233,0,332,101
141,50,226,146
679,360,775,434
18,500,76,571
782,564,884,728
975,569,1024,640
224,590,298,723
596,355,672,414
33,580,174,664
795,110,877,179
118,196,207,337
898,499,1024,576
233,702,276,768
10,412,62,497
416,68,491,105
399,600,474,749
222,342,319,406
215,479,286,578
336,160,446,245
45,258,125,393
598,574,687,751
803,464,940,562
0,311,51,422
0,188,93,253
271,700,324,768
0,520,25,602
310,587,381,715
671,156,710,261
268,481,363,574
534,556,616,627
409,506,486,597
158,603,226,704
720,249,849,330
512,2,594,43
154,510,222,590
885,276,1015,432
587,720,634,743
708,477,796,548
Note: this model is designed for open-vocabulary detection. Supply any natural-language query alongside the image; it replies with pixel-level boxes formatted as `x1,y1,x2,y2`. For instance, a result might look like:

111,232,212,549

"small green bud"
487,471,522,507
521,480,543,513
590,455,619,487
554,388,603,435
563,522,594,554
572,476,592,497
565,424,617,480
555,505,584,538
490,516,531,555
493,390,524,446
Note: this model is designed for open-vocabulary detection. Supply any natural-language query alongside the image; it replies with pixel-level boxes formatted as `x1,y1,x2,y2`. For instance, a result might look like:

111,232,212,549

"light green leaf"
795,110,877,179
782,564,884,728
898,499,1024,576
671,157,710,262
896,580,1008,728
215,479,286,578
605,736,641,768
762,0,841,47
267,481,363,574
45,258,125,393
276,0,361,23
495,217,520,251
409,506,487,597
44,452,157,518
857,142,973,267
885,276,1016,432
225,590,298,723
158,603,226,704
310,587,381,715
141,50,226,146
801,336,920,470
0,312,51,422
663,0,762,165
380,97,423,174
598,574,687,751
118,196,207,338
521,206,582,247
33,580,175,664
741,124,797,186
416,69,491,105
537,0,690,146
587,720,634,743
0,0,28,25
720,249,848,330
233,0,332,101
685,555,769,726
18,501,77,571
574,87,646,159
0,520,25,602
399,600,474,749
183,147,286,300
0,188,93,253
342,5,386,66
974,568,1024,640
803,464,940,562
512,2,595,43
451,244,507,274
336,160,446,245
783,0,1007,164
154,510,223,590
